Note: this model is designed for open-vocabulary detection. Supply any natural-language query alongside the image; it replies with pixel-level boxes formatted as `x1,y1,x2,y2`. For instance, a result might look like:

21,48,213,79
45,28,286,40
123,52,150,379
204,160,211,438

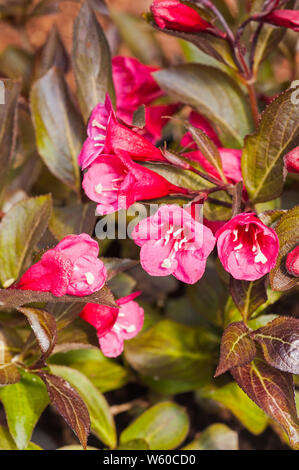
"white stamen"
126,325,136,333
234,243,243,251
118,313,125,317
114,324,121,332
252,245,257,253
245,224,249,232
92,120,106,130
85,272,95,285
3,278,14,288
233,229,238,241
161,258,172,269
179,237,188,249
94,135,105,141
254,251,268,264
112,177,122,182
174,241,180,252
95,183,103,194
94,143,104,147
173,228,184,237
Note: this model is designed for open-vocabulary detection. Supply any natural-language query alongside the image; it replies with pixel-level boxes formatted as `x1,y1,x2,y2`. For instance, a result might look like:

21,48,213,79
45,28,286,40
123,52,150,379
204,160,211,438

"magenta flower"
286,245,299,277
82,153,187,215
216,213,279,281
284,147,299,174
264,9,299,31
80,292,144,358
185,148,243,185
181,111,221,149
17,234,107,297
112,56,163,123
151,0,214,33
78,95,166,170
132,205,216,284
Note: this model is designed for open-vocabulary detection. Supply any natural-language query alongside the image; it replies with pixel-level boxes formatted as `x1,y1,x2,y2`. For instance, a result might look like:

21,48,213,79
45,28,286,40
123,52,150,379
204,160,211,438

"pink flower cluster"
132,206,279,283
79,59,188,215
80,292,144,357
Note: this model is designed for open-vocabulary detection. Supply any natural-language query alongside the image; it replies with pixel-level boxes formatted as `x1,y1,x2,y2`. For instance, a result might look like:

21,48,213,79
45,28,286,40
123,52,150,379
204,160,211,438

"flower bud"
286,245,299,277
284,147,299,174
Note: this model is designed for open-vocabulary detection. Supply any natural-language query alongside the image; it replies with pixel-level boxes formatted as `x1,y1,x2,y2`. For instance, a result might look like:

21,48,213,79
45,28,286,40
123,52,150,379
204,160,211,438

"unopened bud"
286,245,299,277
284,147,299,174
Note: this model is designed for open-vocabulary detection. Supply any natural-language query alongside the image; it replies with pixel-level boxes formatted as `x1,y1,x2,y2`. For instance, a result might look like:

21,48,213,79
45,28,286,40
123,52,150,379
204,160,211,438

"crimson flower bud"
151,0,213,33
284,147,299,174
286,245,299,277
264,10,299,32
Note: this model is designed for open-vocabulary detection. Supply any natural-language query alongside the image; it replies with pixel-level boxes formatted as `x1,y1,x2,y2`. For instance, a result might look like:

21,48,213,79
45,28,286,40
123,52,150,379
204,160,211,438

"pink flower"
181,111,221,149
82,153,187,215
78,95,166,170
80,292,144,357
216,213,279,281
132,205,216,284
185,148,243,184
17,234,107,297
284,147,299,174
151,0,213,33
112,56,163,123
286,245,299,277
264,10,299,31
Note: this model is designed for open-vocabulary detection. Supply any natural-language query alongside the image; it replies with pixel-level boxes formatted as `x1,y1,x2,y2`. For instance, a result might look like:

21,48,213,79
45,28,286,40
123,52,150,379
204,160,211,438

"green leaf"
270,206,299,291
180,39,230,71
154,64,253,148
148,17,237,69
230,277,268,323
37,371,90,449
0,327,21,385
0,371,49,449
30,67,84,192
186,262,226,327
182,423,238,450
258,209,286,228
215,322,256,377
72,2,115,121
49,202,96,240
0,195,52,287
242,87,299,203
143,162,212,191
252,26,284,76
0,79,21,190
117,439,149,450
0,47,32,95
18,307,57,361
49,348,131,393
125,319,215,391
197,380,268,435
0,425,41,450
251,317,299,375
35,25,69,78
111,11,164,66
187,125,227,183
50,365,116,449
120,402,189,450
232,355,299,449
